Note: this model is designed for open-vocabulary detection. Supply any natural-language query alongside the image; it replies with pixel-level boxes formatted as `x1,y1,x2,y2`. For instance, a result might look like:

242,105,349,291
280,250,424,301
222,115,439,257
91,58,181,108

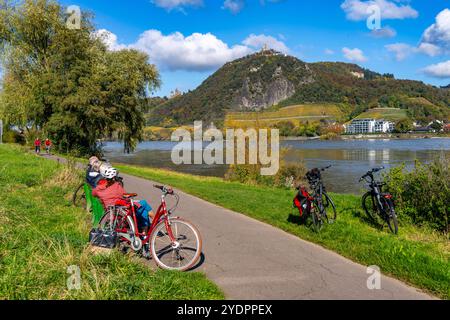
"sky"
57,0,450,97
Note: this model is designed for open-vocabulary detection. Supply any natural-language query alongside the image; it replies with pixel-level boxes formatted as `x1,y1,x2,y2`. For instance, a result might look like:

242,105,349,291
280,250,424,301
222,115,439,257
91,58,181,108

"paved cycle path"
49,155,434,300
121,173,434,300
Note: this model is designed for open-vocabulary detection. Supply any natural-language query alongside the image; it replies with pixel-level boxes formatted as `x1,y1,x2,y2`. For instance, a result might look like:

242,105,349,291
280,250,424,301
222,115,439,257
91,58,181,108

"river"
103,138,450,194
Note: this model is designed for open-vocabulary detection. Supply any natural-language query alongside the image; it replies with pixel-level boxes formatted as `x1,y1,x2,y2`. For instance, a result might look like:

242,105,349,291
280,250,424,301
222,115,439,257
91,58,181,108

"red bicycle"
98,185,202,271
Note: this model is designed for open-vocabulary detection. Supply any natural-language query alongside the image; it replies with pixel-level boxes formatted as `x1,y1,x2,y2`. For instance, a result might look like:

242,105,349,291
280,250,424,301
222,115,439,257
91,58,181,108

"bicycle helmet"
100,166,118,179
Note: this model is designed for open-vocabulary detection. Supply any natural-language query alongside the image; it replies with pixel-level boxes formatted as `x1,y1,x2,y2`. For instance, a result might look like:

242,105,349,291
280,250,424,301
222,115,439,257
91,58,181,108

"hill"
148,50,450,126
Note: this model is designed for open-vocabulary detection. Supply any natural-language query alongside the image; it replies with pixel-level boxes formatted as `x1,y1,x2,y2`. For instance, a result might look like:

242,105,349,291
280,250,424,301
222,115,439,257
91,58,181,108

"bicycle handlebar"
359,167,386,182
154,185,174,195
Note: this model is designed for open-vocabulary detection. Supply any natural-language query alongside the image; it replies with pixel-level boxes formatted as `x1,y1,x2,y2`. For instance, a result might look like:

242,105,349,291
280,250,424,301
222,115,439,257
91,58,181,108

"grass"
0,144,224,300
114,163,449,299
225,104,344,128
355,108,409,122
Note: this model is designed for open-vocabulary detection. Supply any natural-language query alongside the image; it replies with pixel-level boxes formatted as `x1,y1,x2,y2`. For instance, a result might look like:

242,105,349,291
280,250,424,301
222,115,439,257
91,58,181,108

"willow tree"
0,0,160,154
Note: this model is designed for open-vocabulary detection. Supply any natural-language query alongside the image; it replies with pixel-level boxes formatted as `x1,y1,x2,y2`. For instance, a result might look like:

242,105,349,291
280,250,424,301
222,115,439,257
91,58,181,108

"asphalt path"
48,154,434,300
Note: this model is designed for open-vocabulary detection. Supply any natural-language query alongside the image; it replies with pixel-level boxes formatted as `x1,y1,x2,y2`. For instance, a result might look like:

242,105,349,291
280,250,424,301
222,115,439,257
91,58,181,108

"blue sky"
59,0,450,96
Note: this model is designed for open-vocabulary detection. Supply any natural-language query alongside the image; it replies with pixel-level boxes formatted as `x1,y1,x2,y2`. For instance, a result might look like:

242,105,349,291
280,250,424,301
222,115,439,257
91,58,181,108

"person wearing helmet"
93,167,155,233
86,156,102,188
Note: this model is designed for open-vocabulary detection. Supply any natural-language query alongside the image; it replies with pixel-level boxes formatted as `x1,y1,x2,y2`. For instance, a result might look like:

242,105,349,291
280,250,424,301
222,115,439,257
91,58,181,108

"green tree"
394,118,413,133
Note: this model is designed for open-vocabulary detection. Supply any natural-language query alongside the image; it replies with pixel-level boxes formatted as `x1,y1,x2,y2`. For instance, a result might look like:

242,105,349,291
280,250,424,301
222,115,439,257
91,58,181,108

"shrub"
274,121,295,137
225,162,307,189
384,155,449,234
225,147,307,189
2,130,26,144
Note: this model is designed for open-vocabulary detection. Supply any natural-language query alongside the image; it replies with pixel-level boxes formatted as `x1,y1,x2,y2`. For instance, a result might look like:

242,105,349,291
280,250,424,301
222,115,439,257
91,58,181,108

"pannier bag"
89,228,118,249
293,187,309,217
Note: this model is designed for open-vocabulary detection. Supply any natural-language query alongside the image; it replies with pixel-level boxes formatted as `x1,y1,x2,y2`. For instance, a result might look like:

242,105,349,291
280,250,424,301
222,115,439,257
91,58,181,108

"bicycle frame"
116,192,178,247
362,173,393,216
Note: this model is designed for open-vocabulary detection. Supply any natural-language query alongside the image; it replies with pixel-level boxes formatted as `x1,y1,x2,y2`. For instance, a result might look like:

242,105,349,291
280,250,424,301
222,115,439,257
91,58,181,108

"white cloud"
370,26,397,38
422,60,450,78
151,0,203,11
341,0,418,21
420,8,450,56
325,49,335,55
96,29,290,71
93,29,127,51
222,0,245,14
133,30,252,71
342,47,367,62
385,43,414,61
242,34,290,54
417,43,442,57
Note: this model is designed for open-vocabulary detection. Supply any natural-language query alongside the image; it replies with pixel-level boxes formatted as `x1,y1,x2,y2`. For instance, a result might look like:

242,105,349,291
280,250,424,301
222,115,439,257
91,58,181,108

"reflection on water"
103,138,450,194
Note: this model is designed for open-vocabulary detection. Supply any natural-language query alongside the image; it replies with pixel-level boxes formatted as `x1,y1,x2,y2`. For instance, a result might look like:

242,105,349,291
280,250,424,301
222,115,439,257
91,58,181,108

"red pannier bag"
293,187,309,217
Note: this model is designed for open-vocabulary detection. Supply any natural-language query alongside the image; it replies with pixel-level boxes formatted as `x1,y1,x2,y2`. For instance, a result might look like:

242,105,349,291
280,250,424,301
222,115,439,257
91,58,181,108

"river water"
103,138,450,194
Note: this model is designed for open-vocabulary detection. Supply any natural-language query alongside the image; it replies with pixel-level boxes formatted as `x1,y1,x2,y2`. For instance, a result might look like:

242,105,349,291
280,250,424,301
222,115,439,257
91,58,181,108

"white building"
345,119,394,134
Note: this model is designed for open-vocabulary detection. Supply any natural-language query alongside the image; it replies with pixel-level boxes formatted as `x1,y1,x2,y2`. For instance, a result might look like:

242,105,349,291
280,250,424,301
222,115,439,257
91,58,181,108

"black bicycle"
306,165,337,231
360,167,398,235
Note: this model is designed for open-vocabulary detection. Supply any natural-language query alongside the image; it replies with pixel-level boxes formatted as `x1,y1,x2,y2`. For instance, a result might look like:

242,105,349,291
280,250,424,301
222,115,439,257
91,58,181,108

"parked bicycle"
360,167,398,234
98,185,202,271
293,165,337,232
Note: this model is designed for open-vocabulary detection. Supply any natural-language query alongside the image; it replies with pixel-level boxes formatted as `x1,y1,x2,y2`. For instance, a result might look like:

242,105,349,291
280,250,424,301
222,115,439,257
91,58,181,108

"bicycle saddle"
122,193,138,199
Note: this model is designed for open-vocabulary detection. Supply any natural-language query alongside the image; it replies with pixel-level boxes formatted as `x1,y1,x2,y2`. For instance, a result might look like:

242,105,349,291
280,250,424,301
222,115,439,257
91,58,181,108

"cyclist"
92,166,155,233
34,138,41,154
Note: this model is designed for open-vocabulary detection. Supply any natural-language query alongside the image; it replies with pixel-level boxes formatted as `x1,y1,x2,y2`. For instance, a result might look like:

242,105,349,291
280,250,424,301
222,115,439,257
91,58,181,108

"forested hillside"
149,50,450,126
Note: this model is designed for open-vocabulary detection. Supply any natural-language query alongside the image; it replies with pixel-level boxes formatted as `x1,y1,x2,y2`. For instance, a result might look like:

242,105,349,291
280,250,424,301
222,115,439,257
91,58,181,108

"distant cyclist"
45,138,52,154
34,138,41,154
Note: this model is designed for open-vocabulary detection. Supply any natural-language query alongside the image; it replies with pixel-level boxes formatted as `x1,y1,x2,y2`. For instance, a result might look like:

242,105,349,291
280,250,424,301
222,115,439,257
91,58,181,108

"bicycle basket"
89,228,118,249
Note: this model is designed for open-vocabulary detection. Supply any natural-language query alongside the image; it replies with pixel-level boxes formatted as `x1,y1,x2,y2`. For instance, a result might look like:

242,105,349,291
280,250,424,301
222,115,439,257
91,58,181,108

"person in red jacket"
92,166,155,233
44,138,52,154
34,138,41,154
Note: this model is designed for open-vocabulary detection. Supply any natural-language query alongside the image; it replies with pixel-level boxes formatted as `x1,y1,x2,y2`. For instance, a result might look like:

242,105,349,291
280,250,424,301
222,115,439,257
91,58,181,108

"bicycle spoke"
151,219,201,271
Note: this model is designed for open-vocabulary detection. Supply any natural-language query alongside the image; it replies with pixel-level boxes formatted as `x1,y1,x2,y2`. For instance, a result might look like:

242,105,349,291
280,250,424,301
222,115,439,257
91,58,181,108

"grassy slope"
225,104,344,127
0,145,224,300
115,164,449,299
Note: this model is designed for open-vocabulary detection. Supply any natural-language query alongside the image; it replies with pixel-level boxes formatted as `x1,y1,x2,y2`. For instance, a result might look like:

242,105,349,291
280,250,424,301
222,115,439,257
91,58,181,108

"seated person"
86,156,103,188
92,166,155,233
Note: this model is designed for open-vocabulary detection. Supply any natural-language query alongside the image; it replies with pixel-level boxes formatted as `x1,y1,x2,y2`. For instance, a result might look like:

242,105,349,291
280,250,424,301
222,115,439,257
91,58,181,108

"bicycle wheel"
381,198,399,235
99,209,136,244
73,183,87,209
150,218,202,271
322,192,337,223
362,192,383,225
310,205,324,233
